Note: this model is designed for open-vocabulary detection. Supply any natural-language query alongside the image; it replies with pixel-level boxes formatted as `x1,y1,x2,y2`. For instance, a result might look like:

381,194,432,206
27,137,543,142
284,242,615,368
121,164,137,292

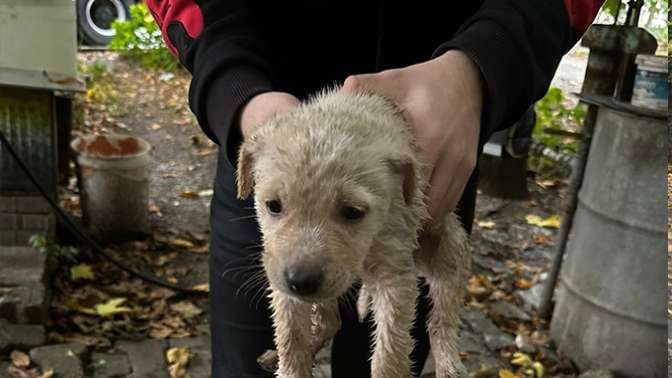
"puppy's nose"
284,266,323,296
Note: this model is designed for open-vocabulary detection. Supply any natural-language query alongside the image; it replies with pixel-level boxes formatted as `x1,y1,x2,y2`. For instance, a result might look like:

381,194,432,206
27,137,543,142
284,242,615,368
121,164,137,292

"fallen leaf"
532,233,552,245
498,369,516,378
154,253,178,267
166,347,191,378
38,369,54,378
167,238,196,249
525,214,561,229
149,325,173,338
148,201,163,217
514,278,534,290
70,264,95,281
193,148,215,157
191,283,209,293
467,274,493,301
531,361,545,378
10,350,31,368
170,301,203,319
511,352,532,366
7,365,40,378
477,220,496,229
535,179,559,189
180,191,200,199
197,189,214,197
67,299,98,316
175,118,193,126
95,298,132,317
188,243,209,254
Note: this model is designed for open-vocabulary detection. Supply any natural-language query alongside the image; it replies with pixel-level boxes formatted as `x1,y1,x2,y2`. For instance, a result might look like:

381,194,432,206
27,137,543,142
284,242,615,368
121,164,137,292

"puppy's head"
237,104,417,301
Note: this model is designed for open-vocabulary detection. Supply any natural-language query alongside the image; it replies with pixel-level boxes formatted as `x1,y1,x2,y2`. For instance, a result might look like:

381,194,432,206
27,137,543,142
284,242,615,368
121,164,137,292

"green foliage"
79,61,107,82
533,87,585,154
529,87,586,178
30,234,80,264
109,3,179,71
602,0,622,18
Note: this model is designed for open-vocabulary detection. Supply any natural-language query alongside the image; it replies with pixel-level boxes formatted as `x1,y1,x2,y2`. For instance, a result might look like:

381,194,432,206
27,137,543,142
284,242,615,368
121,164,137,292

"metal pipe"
539,106,597,318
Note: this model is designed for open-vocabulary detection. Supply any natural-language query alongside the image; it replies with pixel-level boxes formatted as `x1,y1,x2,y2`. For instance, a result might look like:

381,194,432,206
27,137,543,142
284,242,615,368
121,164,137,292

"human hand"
341,50,483,223
239,92,301,139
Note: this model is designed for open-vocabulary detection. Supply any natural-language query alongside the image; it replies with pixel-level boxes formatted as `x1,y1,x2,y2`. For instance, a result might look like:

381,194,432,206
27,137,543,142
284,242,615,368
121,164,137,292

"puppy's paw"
257,349,279,373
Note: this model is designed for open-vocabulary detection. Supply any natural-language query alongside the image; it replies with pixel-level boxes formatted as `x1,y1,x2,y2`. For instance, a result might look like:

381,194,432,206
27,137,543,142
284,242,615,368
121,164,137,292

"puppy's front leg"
367,268,417,378
311,300,341,354
270,290,313,378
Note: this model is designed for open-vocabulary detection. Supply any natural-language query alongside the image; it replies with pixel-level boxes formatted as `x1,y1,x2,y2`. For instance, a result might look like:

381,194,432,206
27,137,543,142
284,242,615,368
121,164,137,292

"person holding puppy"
147,1,603,377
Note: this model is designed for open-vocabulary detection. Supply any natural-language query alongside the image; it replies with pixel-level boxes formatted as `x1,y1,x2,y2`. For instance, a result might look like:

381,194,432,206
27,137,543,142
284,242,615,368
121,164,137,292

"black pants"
208,148,476,378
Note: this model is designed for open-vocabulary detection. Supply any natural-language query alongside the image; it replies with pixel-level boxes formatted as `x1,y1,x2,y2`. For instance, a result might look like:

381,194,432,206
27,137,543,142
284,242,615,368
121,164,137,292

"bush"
109,3,180,71
533,87,585,154
529,87,586,178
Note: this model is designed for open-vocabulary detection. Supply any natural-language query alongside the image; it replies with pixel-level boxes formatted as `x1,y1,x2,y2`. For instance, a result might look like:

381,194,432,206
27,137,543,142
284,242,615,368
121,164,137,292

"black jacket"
147,0,602,245
148,0,602,158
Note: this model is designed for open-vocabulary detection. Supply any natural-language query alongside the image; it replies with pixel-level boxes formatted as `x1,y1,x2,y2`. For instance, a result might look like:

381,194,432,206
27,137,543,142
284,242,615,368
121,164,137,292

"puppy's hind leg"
364,249,417,378
415,215,471,378
269,290,314,378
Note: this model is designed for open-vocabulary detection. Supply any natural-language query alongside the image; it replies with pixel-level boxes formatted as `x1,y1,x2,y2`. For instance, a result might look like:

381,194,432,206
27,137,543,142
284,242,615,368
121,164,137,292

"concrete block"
30,343,87,378
0,319,46,352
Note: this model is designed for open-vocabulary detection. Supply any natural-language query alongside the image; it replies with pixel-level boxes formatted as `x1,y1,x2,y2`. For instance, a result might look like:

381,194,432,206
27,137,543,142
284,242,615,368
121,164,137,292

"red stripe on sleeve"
146,0,204,56
563,0,605,34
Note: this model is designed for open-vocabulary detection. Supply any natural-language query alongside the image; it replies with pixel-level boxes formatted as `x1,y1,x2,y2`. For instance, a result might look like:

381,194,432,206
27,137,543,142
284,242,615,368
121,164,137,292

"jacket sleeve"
434,0,604,142
146,0,275,151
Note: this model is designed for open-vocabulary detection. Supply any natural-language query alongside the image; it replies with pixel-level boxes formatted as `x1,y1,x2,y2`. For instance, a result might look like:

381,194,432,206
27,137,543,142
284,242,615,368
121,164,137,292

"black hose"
0,129,203,295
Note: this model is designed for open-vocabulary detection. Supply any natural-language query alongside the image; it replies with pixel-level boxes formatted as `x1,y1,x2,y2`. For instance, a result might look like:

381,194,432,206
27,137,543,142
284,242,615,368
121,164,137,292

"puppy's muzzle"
284,264,323,296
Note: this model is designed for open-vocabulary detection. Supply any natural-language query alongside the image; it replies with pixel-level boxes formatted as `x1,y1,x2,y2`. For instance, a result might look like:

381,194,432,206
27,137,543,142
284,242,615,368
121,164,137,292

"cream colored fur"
236,89,470,378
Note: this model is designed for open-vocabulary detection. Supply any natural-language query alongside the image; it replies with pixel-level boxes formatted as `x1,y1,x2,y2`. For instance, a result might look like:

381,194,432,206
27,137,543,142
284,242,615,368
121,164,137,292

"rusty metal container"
550,104,667,376
71,134,151,243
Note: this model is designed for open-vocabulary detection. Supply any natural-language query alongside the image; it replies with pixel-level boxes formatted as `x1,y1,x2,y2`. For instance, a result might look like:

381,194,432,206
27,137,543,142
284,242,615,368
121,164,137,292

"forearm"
435,0,604,143
147,0,277,147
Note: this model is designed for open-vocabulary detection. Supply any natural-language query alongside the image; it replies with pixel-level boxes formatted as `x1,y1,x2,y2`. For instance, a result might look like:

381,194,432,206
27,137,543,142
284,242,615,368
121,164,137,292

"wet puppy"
236,89,470,378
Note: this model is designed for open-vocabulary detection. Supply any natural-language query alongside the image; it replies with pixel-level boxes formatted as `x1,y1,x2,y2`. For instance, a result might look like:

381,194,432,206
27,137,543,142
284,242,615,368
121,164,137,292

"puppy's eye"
341,206,366,221
265,200,283,215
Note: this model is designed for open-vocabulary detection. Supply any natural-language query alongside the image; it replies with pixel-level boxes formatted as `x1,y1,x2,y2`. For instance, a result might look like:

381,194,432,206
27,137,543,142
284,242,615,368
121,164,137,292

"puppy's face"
237,117,415,301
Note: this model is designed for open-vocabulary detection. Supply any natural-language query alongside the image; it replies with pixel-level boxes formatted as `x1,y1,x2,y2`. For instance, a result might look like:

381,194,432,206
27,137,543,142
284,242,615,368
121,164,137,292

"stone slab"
0,319,46,352
90,352,132,378
30,343,87,378
0,246,49,324
116,339,169,378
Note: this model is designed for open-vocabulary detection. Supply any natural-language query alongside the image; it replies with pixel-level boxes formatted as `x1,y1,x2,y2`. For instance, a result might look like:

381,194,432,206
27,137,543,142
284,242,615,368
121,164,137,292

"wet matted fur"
236,89,471,378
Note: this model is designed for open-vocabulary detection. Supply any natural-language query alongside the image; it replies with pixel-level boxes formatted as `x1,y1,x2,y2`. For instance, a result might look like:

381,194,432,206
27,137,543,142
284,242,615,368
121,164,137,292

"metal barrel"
550,106,667,377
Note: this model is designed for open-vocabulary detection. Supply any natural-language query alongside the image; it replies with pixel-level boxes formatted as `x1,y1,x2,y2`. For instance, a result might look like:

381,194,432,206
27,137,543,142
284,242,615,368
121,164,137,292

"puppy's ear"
386,156,416,206
236,142,255,199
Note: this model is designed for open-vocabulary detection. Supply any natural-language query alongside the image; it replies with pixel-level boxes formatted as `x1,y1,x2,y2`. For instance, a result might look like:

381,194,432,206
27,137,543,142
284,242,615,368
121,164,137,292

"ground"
2,48,599,377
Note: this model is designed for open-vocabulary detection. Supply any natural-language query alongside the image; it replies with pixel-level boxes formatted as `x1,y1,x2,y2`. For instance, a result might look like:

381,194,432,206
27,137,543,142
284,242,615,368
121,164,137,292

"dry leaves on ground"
525,215,561,229
166,347,191,378
10,351,31,368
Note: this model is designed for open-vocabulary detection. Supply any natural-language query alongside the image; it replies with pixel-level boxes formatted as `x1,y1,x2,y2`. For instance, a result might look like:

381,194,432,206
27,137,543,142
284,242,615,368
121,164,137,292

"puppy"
236,89,470,378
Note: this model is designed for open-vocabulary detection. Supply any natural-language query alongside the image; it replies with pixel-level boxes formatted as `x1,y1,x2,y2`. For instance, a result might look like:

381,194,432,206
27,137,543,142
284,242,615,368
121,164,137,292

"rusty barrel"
550,105,667,376
71,134,151,243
